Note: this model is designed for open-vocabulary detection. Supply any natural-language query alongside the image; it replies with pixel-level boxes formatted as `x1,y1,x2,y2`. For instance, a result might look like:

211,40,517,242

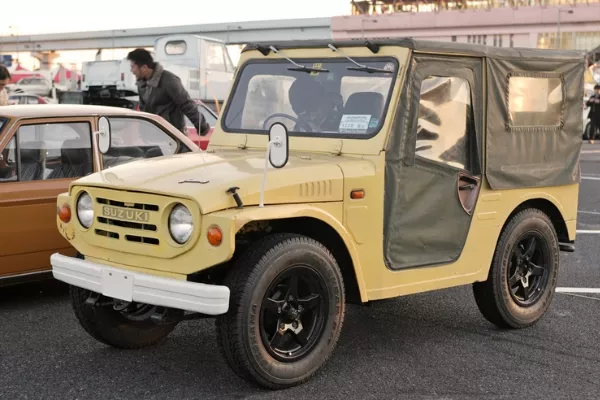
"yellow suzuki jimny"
51,38,584,389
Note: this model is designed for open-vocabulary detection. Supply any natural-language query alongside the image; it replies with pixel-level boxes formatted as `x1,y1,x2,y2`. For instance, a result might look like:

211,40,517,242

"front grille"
95,196,160,245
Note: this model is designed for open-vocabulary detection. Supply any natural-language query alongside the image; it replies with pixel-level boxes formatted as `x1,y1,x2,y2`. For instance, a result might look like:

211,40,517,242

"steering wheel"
261,113,313,133
262,113,298,130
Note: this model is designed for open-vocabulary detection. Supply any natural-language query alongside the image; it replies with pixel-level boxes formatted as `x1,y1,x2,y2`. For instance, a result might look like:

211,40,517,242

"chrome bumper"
50,253,230,315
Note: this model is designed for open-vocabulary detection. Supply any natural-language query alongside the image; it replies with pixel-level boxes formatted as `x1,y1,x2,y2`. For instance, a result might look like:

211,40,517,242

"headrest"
19,141,45,163
344,92,385,118
61,140,92,165
288,77,325,115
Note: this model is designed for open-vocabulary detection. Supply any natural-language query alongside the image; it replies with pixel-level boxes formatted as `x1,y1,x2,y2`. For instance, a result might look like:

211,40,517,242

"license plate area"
101,269,134,301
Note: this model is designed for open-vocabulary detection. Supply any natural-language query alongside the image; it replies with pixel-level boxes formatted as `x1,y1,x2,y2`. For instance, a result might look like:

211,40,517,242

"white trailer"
154,34,236,111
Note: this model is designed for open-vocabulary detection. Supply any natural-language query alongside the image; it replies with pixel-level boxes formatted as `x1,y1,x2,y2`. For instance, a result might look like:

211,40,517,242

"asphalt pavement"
1,144,600,400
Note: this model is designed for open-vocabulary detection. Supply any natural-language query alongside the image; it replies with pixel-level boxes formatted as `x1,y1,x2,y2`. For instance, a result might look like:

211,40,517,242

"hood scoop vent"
299,180,333,197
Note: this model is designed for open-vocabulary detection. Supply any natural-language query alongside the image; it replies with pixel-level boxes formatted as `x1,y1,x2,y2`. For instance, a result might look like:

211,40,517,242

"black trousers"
586,119,600,140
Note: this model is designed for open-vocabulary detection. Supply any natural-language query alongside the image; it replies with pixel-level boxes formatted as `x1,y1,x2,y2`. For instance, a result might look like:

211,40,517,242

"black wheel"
472,208,560,329
216,233,346,390
69,261,178,349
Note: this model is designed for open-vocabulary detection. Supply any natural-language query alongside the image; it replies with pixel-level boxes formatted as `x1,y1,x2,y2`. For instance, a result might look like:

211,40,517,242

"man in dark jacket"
127,48,210,135
585,84,600,143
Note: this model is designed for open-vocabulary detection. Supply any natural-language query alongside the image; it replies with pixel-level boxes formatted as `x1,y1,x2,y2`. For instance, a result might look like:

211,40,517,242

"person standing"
0,65,10,106
585,84,600,144
126,48,209,135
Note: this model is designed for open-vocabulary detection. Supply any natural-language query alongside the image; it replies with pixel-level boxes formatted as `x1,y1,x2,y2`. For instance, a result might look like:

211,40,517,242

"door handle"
459,183,475,191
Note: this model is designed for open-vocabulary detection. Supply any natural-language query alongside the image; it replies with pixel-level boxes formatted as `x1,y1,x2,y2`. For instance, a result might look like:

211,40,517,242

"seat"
46,140,93,179
343,92,385,119
342,92,385,133
19,141,45,181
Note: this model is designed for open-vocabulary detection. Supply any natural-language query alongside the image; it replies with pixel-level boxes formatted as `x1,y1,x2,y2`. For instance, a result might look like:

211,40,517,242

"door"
0,118,96,277
202,40,235,101
383,55,484,271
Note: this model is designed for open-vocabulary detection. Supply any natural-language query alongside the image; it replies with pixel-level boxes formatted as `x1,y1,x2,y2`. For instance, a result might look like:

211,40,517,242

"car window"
206,42,227,72
185,105,217,128
16,122,93,181
102,117,178,168
0,136,17,182
415,75,473,171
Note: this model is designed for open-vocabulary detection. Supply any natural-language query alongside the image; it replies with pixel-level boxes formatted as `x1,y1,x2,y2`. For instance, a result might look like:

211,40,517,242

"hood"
74,149,346,214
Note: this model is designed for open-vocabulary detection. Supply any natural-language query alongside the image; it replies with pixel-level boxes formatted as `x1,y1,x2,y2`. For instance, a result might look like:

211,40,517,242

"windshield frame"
220,56,400,140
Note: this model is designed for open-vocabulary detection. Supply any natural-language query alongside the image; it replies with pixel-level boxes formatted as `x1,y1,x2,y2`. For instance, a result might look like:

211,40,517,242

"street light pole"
557,9,573,49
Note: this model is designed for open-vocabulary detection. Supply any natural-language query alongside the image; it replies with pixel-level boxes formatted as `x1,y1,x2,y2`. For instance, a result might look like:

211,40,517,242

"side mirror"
96,116,111,154
259,123,290,208
267,122,289,169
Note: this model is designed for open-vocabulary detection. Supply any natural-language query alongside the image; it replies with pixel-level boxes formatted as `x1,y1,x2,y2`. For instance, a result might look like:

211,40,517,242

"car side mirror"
267,122,289,169
96,116,112,154
259,123,290,208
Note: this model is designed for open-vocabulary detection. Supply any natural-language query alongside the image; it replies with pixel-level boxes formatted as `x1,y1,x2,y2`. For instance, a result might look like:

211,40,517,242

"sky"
2,0,349,35
1,0,350,70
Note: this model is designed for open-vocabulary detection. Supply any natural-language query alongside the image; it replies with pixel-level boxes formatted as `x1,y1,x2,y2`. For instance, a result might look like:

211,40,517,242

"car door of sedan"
0,117,99,280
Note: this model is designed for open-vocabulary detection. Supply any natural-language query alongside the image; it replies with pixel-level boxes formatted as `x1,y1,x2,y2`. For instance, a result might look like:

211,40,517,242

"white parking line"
576,230,600,234
582,176,600,181
581,150,600,154
556,287,600,294
578,210,600,215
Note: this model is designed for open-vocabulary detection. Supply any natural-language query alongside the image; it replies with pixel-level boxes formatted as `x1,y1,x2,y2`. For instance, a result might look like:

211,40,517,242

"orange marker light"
207,226,223,246
58,204,71,223
350,190,365,199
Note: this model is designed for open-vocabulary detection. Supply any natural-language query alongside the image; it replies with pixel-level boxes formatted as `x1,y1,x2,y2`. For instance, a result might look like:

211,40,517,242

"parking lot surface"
1,144,599,400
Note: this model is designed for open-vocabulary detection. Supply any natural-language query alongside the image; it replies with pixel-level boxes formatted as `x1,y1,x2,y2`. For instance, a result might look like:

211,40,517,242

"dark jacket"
586,93,600,122
137,62,210,135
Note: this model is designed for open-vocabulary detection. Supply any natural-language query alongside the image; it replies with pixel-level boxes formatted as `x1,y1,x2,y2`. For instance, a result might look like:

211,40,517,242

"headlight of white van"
76,191,94,229
169,204,193,244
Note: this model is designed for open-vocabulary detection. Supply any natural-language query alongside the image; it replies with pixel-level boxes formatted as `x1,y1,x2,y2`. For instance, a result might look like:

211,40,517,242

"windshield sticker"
369,118,379,128
383,63,395,72
339,114,372,133
310,63,323,76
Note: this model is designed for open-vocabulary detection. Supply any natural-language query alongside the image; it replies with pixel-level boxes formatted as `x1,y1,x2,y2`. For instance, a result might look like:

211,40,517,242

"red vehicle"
184,100,218,150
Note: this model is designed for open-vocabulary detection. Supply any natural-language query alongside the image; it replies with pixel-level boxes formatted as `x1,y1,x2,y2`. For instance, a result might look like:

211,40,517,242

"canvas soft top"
242,38,586,62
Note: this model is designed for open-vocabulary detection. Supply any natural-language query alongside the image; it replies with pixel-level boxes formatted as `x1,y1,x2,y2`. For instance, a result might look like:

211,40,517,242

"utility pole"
557,9,573,49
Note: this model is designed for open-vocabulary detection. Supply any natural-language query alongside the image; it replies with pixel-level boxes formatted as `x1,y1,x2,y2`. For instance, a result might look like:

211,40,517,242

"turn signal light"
58,204,71,223
207,226,223,246
350,190,365,199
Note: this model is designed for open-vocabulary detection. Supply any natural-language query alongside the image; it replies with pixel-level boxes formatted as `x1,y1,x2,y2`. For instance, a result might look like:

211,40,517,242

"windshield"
222,57,398,138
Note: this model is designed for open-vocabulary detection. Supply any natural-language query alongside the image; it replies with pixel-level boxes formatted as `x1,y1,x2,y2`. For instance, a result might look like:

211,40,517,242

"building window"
452,36,457,42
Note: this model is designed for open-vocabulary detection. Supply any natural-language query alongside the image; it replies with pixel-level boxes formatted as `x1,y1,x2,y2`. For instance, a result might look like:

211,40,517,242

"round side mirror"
268,122,289,169
97,116,112,154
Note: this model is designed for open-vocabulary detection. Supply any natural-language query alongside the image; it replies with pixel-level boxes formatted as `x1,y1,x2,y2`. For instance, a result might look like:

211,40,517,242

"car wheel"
216,233,346,390
472,208,560,329
69,253,178,349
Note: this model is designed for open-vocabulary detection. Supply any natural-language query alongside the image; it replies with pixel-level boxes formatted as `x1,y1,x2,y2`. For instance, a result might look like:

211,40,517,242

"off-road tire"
69,286,178,349
216,233,346,390
473,208,560,329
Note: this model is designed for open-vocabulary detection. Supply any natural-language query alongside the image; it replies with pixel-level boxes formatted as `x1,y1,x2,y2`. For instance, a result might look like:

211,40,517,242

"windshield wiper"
268,46,329,73
327,44,393,74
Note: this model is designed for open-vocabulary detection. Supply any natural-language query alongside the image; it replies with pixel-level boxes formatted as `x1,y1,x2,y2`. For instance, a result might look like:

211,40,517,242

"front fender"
211,203,367,302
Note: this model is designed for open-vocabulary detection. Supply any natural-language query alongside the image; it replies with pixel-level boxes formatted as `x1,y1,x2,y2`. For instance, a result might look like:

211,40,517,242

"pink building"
332,1,600,55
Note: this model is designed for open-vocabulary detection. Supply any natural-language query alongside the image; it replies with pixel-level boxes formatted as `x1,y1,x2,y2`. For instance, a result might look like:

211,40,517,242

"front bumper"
50,253,230,315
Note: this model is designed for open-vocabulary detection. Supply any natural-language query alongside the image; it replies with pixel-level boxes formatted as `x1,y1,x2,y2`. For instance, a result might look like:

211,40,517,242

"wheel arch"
232,206,367,304
505,197,570,243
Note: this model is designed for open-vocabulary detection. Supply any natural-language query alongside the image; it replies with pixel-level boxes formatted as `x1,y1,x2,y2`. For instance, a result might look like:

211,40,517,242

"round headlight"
169,204,193,244
76,192,94,229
